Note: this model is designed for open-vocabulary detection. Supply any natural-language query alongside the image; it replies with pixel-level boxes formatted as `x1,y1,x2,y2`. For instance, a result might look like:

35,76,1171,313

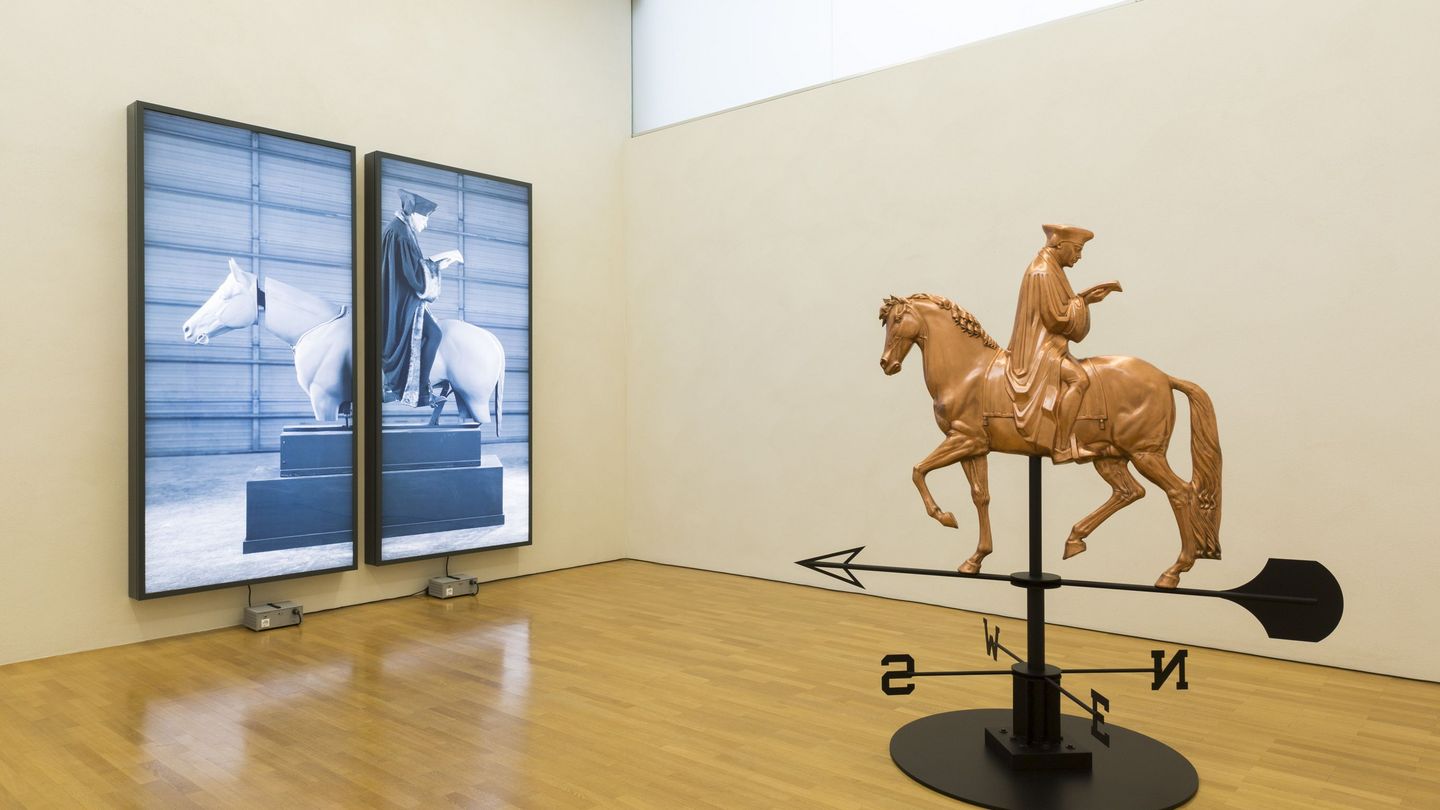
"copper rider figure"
1005,225,1119,463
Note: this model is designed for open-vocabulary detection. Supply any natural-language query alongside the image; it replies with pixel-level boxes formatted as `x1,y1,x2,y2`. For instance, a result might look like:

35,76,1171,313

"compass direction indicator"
797,456,1345,809
883,624,1190,728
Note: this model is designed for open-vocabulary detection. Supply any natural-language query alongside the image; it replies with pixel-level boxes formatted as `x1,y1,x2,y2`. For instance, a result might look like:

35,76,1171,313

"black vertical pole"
1028,455,1044,671
988,455,1090,768
1007,454,1063,750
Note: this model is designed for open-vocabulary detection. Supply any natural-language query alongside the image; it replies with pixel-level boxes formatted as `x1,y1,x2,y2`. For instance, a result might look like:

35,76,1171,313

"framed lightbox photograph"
128,102,358,599
363,152,532,564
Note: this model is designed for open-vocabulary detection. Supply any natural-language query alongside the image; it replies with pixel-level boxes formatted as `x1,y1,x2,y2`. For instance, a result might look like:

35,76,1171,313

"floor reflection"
112,605,535,805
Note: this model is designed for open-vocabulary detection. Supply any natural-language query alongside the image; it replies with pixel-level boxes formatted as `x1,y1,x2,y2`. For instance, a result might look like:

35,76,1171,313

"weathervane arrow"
797,547,868,589
796,546,1016,590
796,547,1343,642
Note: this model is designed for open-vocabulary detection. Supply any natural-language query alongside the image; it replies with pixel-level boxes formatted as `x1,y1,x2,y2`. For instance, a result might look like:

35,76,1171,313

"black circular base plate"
890,709,1197,809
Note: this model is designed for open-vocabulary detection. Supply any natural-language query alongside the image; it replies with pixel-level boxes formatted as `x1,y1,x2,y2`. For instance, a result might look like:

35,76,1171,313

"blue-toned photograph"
132,105,356,597
366,154,531,563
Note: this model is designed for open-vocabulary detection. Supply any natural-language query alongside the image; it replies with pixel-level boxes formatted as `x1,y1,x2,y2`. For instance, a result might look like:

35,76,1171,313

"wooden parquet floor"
0,560,1436,808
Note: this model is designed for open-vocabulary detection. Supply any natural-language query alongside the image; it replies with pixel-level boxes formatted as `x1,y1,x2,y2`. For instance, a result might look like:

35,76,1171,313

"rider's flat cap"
1042,224,1095,246
399,188,439,216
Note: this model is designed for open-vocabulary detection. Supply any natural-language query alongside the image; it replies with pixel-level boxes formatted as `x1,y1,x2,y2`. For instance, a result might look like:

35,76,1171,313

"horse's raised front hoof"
934,511,958,529
1063,538,1087,560
958,558,983,574
1155,572,1180,589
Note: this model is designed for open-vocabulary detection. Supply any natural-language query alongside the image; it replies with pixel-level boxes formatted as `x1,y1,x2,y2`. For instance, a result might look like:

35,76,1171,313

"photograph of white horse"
133,105,366,597
183,258,507,430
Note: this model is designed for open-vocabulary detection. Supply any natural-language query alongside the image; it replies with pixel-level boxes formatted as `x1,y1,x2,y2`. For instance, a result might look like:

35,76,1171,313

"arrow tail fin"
1224,558,1343,642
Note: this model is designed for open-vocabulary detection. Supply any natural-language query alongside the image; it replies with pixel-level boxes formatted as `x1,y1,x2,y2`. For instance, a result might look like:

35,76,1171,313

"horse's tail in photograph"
494,349,506,438
1169,376,1222,559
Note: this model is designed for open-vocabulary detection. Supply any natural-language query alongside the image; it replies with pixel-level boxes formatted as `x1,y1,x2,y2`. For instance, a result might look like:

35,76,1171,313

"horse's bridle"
252,281,269,334
887,299,927,356
251,280,344,353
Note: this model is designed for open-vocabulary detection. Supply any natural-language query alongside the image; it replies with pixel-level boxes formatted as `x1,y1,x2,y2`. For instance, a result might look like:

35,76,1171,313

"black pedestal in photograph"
244,423,504,553
378,423,504,539
245,424,355,553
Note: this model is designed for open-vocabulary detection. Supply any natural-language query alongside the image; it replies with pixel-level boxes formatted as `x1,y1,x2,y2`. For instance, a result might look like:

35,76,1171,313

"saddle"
982,353,1113,458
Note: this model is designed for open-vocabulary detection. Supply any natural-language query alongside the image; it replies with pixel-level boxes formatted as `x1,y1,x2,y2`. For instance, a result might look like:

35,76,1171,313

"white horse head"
183,258,257,344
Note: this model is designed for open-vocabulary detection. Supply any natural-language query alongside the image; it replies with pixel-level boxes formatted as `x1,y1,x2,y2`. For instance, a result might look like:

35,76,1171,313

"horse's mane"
879,293,999,349
264,275,343,319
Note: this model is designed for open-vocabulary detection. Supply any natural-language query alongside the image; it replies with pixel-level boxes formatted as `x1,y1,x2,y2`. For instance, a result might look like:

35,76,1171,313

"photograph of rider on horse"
371,158,531,563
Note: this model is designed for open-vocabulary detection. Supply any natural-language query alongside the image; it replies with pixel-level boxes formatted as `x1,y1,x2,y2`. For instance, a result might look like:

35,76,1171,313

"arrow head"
796,546,867,589
1222,558,1344,642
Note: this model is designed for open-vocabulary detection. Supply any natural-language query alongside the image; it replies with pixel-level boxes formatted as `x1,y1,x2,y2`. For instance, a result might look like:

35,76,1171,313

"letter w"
984,618,1001,661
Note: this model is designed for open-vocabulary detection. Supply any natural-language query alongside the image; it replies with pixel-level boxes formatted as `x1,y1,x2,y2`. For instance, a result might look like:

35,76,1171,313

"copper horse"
878,293,1221,588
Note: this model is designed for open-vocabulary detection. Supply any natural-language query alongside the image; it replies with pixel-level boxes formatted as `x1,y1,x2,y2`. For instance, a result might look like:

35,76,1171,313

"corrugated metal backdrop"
376,158,531,445
143,111,354,456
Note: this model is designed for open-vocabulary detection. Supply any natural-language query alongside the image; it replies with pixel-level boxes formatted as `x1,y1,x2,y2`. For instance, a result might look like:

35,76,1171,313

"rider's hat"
399,188,439,217
1042,224,1095,246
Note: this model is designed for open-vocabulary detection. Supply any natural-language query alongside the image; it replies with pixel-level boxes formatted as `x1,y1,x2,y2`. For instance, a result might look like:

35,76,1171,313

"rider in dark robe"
380,189,443,407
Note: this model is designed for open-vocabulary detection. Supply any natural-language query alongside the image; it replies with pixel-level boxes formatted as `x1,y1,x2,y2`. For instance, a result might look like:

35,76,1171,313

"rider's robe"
1004,248,1090,447
379,214,442,408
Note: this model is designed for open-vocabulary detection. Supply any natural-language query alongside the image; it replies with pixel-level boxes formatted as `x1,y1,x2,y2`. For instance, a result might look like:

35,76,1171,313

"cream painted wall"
0,0,631,665
624,0,1440,680
2,0,1436,684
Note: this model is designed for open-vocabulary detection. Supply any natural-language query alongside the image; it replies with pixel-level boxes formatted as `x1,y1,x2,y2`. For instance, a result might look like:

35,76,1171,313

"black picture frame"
363,151,534,565
129,101,360,599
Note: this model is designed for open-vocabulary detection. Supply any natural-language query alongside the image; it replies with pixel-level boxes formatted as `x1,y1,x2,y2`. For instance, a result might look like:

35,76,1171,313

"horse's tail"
1169,376,1222,559
494,346,505,438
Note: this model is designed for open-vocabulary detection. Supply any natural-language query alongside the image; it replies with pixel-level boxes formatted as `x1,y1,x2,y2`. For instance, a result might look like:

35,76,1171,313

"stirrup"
427,391,449,426
1052,436,1085,464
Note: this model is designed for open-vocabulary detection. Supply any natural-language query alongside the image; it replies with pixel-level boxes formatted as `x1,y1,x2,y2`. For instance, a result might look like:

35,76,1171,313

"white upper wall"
633,0,1128,132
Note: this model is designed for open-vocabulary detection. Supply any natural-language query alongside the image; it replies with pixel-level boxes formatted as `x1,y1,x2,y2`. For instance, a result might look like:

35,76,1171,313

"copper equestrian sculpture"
877,225,1221,588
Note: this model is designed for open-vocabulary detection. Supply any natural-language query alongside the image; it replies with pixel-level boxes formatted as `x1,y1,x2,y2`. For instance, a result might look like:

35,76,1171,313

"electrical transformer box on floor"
243,601,303,631
429,575,479,599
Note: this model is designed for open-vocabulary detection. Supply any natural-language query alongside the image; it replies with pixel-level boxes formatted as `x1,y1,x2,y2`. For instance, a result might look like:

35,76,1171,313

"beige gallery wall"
624,0,1440,680
2,0,1437,687
0,0,631,665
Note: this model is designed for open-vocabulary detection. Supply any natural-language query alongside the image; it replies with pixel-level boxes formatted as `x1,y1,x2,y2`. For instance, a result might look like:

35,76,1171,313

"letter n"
1152,649,1189,691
